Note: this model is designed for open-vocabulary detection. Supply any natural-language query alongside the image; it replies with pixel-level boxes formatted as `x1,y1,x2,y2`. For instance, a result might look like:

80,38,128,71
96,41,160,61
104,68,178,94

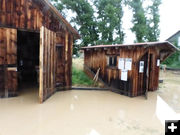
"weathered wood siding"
0,67,5,97
84,46,160,97
0,0,67,33
56,33,65,86
0,28,17,65
148,47,160,91
39,26,56,103
0,28,17,97
55,32,73,89
0,0,75,97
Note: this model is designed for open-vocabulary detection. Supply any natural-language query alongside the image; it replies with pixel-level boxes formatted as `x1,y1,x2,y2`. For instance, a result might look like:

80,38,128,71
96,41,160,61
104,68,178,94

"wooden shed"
82,42,178,97
0,0,80,103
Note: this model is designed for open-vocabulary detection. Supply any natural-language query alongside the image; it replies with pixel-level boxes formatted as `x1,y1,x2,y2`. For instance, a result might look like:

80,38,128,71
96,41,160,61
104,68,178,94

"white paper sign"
121,70,128,81
125,58,132,70
106,56,109,65
157,59,160,66
118,58,124,70
139,61,144,73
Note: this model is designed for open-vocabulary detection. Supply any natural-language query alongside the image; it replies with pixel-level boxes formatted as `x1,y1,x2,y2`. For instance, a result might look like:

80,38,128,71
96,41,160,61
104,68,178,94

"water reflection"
87,129,100,135
156,95,180,125
70,104,75,111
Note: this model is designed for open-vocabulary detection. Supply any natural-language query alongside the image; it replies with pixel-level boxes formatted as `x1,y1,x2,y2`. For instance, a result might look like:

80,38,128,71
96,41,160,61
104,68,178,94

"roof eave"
166,30,180,41
81,41,180,52
43,0,80,39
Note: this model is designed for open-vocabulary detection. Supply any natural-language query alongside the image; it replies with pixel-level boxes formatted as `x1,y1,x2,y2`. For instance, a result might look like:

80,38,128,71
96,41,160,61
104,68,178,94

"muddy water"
0,71,179,135
159,70,180,113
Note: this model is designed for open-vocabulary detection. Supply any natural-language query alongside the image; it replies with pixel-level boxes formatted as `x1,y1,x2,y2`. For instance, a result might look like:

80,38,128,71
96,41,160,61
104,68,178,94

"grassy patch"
72,66,94,86
167,62,180,69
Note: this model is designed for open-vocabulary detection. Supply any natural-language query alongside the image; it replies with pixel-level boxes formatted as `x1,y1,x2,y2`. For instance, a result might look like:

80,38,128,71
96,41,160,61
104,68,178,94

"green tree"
51,0,65,16
163,42,180,68
146,0,161,41
127,0,148,42
114,0,125,44
94,0,124,44
52,0,99,47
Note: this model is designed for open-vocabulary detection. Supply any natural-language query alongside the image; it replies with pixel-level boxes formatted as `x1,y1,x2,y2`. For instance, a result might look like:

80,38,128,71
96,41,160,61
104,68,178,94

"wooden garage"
82,42,178,98
0,0,80,103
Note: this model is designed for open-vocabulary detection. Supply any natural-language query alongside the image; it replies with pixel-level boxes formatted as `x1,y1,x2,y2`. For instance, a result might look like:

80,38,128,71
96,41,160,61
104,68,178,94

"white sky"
159,0,180,40
123,0,180,43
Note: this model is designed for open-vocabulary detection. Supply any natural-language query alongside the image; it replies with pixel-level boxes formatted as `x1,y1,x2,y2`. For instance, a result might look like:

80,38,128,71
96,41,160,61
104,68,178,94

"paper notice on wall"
125,58,132,70
157,59,160,66
139,61,144,73
106,56,109,65
118,58,124,70
121,70,128,81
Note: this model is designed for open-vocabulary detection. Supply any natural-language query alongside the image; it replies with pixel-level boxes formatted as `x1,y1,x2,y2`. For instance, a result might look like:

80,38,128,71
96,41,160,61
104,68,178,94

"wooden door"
148,54,154,90
138,53,148,96
39,26,56,103
0,28,18,98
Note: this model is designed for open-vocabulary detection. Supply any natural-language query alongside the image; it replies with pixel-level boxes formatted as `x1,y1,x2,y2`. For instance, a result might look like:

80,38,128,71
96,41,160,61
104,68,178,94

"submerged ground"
0,60,179,135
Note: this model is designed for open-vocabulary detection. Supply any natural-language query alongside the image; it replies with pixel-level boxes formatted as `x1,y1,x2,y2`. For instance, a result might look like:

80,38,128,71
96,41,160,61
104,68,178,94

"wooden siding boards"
39,26,56,103
0,0,79,38
64,31,69,88
83,43,177,97
0,0,79,102
0,67,5,97
63,32,73,89
0,28,17,97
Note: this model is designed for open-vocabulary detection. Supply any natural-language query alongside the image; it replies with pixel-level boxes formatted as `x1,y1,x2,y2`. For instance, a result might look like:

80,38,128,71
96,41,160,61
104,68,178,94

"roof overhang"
81,41,180,62
166,30,180,41
81,41,179,51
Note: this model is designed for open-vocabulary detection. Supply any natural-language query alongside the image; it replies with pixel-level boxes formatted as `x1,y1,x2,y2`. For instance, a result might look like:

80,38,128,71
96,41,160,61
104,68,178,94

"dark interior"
17,30,40,88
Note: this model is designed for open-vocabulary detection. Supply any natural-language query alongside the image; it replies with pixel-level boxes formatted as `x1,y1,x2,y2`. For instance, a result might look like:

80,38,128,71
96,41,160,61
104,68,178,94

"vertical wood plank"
39,26,44,103
50,31,53,92
44,27,48,97
39,26,57,103
54,32,56,87
64,31,69,88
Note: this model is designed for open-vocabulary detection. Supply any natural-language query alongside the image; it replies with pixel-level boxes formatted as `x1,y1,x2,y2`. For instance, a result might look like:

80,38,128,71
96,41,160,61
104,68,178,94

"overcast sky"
123,0,180,43
63,0,180,44
159,0,180,40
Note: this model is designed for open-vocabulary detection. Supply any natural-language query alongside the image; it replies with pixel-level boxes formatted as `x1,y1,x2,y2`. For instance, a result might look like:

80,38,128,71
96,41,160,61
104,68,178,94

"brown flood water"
0,71,180,135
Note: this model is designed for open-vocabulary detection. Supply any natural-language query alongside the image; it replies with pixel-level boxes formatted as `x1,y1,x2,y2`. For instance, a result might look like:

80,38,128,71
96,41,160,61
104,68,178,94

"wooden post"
4,29,8,98
64,31,69,88
39,26,44,103
53,32,56,88
70,35,73,86
145,51,150,99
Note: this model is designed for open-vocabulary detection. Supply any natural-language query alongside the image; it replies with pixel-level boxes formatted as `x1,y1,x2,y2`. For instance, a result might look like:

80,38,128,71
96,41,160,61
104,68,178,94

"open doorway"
17,30,40,94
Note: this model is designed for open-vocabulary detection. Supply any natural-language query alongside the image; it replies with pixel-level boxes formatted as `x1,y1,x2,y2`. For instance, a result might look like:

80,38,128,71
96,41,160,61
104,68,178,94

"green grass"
161,62,180,69
167,62,180,69
72,66,94,86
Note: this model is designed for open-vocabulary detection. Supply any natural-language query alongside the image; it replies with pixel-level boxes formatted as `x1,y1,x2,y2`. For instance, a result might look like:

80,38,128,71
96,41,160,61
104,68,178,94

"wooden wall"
0,67,5,97
0,0,67,33
0,0,75,94
0,28,17,97
56,33,65,86
84,46,160,97
39,26,56,103
55,32,73,89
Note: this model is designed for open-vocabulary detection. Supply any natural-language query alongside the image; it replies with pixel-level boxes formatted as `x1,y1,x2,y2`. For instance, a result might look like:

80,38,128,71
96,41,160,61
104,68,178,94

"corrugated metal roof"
81,41,179,52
